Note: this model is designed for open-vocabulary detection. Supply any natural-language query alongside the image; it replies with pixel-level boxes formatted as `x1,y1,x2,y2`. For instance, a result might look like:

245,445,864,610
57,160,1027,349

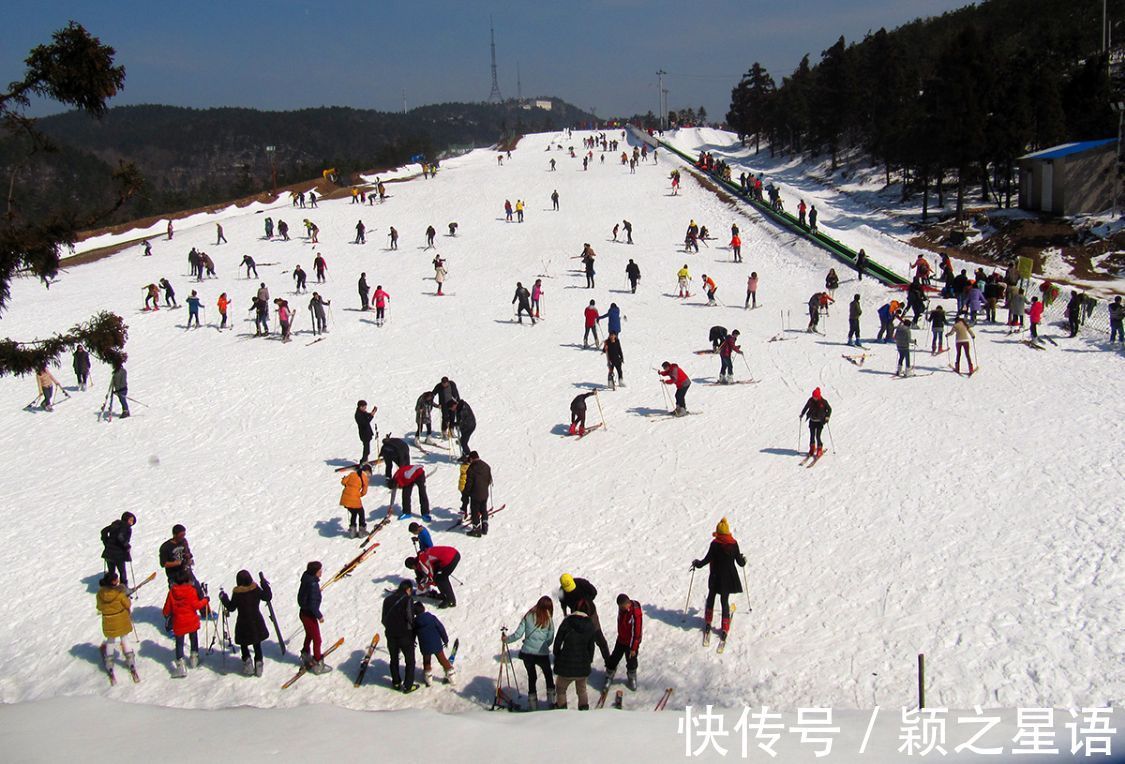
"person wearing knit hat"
558,573,611,665
799,387,832,459
691,518,747,643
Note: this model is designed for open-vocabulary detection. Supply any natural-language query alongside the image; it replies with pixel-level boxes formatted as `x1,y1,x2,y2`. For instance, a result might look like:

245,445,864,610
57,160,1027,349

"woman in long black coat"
691,517,746,640
221,570,273,677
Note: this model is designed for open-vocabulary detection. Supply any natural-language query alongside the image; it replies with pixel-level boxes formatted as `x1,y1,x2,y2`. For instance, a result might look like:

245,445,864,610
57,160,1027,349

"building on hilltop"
1017,139,1115,216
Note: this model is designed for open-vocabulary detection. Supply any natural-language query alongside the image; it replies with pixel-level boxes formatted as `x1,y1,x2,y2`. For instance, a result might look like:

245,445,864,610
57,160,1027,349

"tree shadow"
314,517,347,539
760,447,802,457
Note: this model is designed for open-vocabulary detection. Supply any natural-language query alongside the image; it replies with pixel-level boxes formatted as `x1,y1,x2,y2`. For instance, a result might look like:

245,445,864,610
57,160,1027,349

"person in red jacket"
718,330,742,384
391,464,430,521
405,545,460,608
162,569,209,677
583,300,600,348
658,361,691,416
1028,296,1044,340
604,594,643,691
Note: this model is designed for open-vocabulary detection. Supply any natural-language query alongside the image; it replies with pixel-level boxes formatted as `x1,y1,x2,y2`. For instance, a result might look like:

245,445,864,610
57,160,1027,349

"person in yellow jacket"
677,264,692,298
96,571,135,677
515,199,525,223
340,463,372,538
457,455,471,521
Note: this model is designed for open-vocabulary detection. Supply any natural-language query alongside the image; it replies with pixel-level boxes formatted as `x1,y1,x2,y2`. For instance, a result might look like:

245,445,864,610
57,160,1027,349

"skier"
448,222,459,236
159,278,177,308
717,330,742,384
730,233,742,263
167,220,174,240
907,278,927,324
73,345,91,390
217,292,230,329
622,219,633,244
309,292,330,335
199,252,216,279
340,463,371,538
382,579,417,692
799,387,832,458
110,360,130,418
604,593,643,691
355,220,366,244
876,302,894,343
929,305,947,353
415,391,435,441
274,298,292,343
219,570,273,677
426,225,436,248
709,325,728,352
701,274,717,305
612,223,619,241
603,333,624,388
464,451,492,537
241,255,258,279
505,596,555,710
354,399,377,465
855,248,868,281
659,361,691,415
388,226,399,249
599,302,622,336
809,205,818,232
379,434,411,483
297,561,331,674
745,272,758,309
551,190,559,211
32,364,62,412
581,244,596,288
159,524,196,588
264,217,273,239
583,300,600,348
293,265,307,293
826,268,839,297
847,295,862,346
432,377,461,439
798,199,807,227
163,569,209,677
1029,296,1044,341
358,272,370,311
143,240,152,256
625,259,641,293
100,512,136,586
414,602,456,686
677,264,691,298
807,292,824,333
185,290,202,328
452,399,476,458
553,601,597,710
570,391,597,436
947,317,976,374
390,464,430,521
405,545,460,608
690,517,747,642
1109,296,1124,344
1066,291,1083,337
313,253,327,282
531,279,543,317
894,315,914,376
277,220,289,240
373,285,390,326
304,219,319,243
143,283,160,311
216,222,226,245
512,282,535,324
516,199,525,222
434,261,447,296
1007,288,1027,331
457,455,471,519
188,248,199,280
408,521,434,552
96,571,135,679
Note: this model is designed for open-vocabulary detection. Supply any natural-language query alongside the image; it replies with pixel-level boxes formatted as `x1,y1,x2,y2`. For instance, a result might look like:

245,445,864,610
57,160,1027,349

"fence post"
917,653,925,709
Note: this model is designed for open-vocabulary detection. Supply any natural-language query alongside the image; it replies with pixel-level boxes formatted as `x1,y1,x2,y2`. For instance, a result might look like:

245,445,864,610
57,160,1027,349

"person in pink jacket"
275,299,293,343
745,272,759,309
1028,296,1044,341
531,279,544,318
373,286,390,327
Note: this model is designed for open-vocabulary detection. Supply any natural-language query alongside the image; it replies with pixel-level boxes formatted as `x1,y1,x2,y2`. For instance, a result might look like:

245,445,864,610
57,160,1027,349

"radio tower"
488,16,503,103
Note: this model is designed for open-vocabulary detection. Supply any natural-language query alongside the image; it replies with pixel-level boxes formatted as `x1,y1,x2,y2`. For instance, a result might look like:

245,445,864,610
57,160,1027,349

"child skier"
690,518,746,643
96,571,136,680
414,602,456,686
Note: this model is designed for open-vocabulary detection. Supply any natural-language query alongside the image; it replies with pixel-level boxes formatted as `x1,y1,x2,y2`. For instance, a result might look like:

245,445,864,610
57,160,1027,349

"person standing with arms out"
373,285,390,327
799,387,831,458
293,264,307,293
553,601,597,710
463,451,492,537
382,579,418,693
603,332,624,388
625,259,640,293
604,593,643,691
717,330,742,384
583,300,600,348
512,282,535,324
745,272,759,309
355,400,376,464
340,463,371,539
388,226,399,249
309,292,330,335
313,253,327,283
101,512,136,586
659,361,691,416
414,602,456,686
506,596,555,710
551,190,559,211
690,518,747,643
531,279,544,317
111,360,129,418
219,570,273,677
163,569,208,677
185,290,202,328
946,316,976,375
677,264,692,298
929,304,947,354
297,561,331,674
217,292,230,329
358,272,370,311
72,345,91,391
96,571,135,678
847,295,862,346
580,244,596,288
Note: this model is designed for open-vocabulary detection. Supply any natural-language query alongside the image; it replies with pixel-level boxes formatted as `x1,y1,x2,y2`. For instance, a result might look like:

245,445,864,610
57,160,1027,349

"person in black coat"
220,570,273,676
625,260,641,293
558,574,611,664
73,345,91,391
431,377,460,437
101,512,135,586
381,579,417,692
691,518,746,640
570,391,596,435
602,333,624,387
379,435,411,483
355,400,376,464
452,400,475,457
709,325,728,351
415,392,434,440
552,602,597,709
463,451,492,537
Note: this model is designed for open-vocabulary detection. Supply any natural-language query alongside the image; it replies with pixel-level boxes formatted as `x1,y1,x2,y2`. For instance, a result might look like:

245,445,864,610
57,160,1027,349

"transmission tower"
488,17,503,103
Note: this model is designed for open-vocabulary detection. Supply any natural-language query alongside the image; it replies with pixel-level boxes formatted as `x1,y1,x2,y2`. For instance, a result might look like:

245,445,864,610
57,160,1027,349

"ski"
99,645,117,686
447,504,506,530
448,638,460,665
127,571,157,597
716,604,737,653
693,349,717,355
281,637,344,689
596,671,617,709
705,379,760,386
892,371,935,379
354,632,381,687
305,337,326,347
807,450,828,468
258,571,287,655
562,423,603,438
321,545,379,591
334,457,382,473
1022,340,1046,350
655,688,674,711
842,353,867,366
360,515,392,547
614,690,624,709
126,658,140,683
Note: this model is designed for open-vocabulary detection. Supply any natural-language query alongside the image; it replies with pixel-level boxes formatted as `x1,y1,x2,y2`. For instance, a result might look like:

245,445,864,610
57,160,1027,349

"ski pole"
26,394,42,409
741,565,752,611
126,396,148,408
593,388,607,431
827,421,837,453
683,567,696,621
797,417,803,454
741,352,753,379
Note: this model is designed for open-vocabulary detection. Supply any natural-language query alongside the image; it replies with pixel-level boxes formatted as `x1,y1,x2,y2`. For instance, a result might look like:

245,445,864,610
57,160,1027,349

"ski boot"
401,683,417,694
816,446,824,458
626,671,638,691
358,523,368,538
171,659,187,678
242,658,254,676
528,692,538,711
444,667,457,685
423,670,433,687
310,660,331,675
467,527,482,538
254,660,264,677
188,651,200,669
99,644,114,671
300,650,311,668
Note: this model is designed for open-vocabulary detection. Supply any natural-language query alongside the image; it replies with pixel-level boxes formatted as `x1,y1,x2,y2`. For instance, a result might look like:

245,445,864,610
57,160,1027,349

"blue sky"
2,1,974,119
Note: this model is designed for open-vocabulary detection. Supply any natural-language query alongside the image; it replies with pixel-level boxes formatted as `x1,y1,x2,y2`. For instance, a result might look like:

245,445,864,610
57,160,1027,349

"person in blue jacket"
186,290,202,328
506,595,556,710
876,302,893,343
413,602,455,686
408,522,433,552
599,303,622,335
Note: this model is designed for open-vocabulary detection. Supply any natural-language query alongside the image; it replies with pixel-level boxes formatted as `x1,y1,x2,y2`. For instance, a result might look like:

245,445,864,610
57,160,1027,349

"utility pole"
1113,101,1124,218
488,16,503,103
657,69,667,130
517,61,522,103
265,145,277,194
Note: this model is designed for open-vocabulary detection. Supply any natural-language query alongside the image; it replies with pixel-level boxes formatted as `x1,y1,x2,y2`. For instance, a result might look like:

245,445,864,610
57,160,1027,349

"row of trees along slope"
726,0,1123,221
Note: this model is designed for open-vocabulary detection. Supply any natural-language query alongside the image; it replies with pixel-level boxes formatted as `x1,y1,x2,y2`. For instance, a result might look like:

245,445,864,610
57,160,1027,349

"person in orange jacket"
163,569,209,677
340,463,372,538
217,292,230,329
701,274,718,306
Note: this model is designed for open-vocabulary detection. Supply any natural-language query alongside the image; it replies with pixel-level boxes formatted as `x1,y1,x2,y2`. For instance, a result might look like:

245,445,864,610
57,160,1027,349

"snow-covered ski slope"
0,128,1121,733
